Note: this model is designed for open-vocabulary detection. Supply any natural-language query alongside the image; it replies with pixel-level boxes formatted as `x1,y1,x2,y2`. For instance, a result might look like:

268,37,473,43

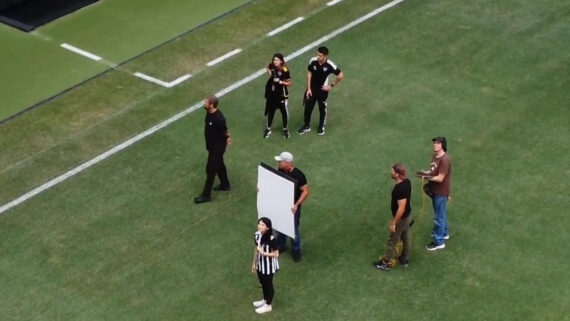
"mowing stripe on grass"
206,48,243,67
0,0,406,216
267,17,305,37
61,43,103,61
133,72,192,88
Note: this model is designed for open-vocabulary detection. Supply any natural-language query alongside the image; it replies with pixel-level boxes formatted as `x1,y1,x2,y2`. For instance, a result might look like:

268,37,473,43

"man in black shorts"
297,46,344,136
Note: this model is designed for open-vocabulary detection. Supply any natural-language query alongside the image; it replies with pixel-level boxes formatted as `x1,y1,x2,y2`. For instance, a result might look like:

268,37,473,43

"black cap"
432,136,447,151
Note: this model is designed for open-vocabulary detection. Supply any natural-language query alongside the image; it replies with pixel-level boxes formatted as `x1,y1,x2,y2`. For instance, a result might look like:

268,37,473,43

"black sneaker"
426,242,445,251
373,260,390,271
399,257,409,268
292,252,302,262
194,195,211,204
297,125,310,135
263,128,271,138
317,127,325,136
283,129,290,139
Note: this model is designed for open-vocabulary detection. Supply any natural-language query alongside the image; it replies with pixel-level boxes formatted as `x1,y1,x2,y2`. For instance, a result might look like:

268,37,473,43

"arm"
225,131,231,146
257,245,280,258
279,78,292,87
322,71,345,91
389,198,407,233
306,71,313,97
251,248,258,273
292,184,309,213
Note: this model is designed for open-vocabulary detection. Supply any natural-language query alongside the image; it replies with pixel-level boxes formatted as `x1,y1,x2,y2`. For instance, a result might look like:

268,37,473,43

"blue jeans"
276,208,301,255
432,195,448,245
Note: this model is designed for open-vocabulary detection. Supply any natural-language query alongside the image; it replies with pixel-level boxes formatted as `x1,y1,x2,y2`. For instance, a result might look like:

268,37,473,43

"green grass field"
0,0,569,320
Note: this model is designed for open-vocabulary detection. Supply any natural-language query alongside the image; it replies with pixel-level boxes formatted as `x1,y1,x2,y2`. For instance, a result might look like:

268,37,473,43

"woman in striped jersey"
251,217,280,314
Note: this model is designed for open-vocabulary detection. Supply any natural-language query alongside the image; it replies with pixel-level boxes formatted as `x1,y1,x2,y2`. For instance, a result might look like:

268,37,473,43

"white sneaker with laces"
255,304,272,314
252,299,266,308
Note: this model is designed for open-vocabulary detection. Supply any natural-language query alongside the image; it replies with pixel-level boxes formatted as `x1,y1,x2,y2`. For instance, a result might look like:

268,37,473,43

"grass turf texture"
0,0,251,121
1,0,569,320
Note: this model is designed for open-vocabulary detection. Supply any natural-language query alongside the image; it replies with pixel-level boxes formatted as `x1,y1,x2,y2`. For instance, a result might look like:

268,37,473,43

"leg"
432,196,448,245
381,225,402,263
200,151,217,198
400,215,412,261
257,272,274,305
266,101,277,129
303,92,317,127
280,99,289,129
317,93,329,132
292,208,302,260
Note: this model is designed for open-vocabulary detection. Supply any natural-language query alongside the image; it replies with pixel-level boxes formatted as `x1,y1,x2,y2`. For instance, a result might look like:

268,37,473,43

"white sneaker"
252,299,266,308
255,304,272,314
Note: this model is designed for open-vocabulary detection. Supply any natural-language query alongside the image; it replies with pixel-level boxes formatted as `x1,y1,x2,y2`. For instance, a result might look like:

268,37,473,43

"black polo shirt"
307,57,341,91
391,179,412,218
204,109,228,151
265,63,291,100
279,167,307,203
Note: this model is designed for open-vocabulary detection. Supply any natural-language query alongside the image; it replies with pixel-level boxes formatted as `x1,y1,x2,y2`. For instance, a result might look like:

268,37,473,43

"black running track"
0,0,100,32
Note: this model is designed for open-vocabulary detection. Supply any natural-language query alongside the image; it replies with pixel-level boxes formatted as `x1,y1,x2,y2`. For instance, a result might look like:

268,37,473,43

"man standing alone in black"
194,95,231,204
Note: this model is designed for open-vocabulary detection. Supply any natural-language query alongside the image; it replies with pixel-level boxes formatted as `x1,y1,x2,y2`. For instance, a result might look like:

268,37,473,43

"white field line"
327,0,343,6
61,43,102,61
267,17,305,37
206,48,242,67
133,72,192,88
0,0,406,215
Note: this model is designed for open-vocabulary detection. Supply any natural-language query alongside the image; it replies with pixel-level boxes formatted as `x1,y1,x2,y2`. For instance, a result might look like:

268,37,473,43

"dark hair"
318,46,329,55
258,217,273,244
272,53,285,64
392,163,407,179
206,95,218,108
432,136,447,152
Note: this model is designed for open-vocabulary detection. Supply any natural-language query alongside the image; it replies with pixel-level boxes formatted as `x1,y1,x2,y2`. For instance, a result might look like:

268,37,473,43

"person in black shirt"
251,217,280,314
374,163,413,271
297,46,344,136
273,152,309,262
263,53,292,139
194,95,231,204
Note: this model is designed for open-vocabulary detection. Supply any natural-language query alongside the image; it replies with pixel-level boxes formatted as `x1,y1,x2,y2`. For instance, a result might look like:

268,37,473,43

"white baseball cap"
274,151,293,162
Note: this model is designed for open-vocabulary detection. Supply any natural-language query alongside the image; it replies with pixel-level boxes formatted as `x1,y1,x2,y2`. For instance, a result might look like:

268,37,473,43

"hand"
389,223,396,233
306,88,312,98
291,205,298,214
321,85,331,91
448,195,452,202
273,77,280,83
251,263,256,273
226,137,231,146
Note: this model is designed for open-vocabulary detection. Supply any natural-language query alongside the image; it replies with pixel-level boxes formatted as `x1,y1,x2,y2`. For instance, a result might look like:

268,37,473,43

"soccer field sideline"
0,0,406,216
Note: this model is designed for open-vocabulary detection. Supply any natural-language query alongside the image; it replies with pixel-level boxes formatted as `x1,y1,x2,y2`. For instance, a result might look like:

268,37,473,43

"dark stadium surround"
0,0,100,31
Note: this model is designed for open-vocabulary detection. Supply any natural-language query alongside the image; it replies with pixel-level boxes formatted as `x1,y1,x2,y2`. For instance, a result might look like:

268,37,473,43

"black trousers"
266,98,288,129
257,271,275,305
201,148,229,198
303,89,328,129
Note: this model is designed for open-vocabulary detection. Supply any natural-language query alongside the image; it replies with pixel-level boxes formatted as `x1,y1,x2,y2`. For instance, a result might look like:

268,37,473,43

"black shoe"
292,252,302,262
297,125,310,135
373,260,390,271
263,128,271,139
213,185,231,191
283,129,290,139
317,127,325,136
426,242,445,251
398,257,409,268
194,195,211,204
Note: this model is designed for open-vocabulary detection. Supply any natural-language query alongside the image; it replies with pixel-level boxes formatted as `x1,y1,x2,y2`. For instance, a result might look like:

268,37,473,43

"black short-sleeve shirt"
307,57,341,91
279,167,307,203
204,109,228,151
391,179,412,218
265,63,291,100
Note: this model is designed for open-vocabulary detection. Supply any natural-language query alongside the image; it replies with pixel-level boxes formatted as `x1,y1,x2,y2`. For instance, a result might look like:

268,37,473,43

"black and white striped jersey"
254,231,280,275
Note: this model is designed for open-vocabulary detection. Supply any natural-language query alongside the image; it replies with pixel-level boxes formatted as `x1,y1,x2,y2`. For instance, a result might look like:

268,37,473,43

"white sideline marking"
0,0,406,215
134,72,192,88
61,43,102,61
206,49,242,67
327,0,343,6
267,17,305,37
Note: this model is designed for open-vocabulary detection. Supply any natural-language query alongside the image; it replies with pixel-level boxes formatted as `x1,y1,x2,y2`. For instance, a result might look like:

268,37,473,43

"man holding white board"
257,152,309,262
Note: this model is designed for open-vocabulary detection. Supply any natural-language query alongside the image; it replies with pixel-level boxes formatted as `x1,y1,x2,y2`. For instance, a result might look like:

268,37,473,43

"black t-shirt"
265,63,291,100
204,109,228,151
307,57,341,91
279,167,307,203
391,179,411,218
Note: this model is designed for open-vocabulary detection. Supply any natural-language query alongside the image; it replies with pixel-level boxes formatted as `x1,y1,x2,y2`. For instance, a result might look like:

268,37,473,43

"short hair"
206,95,218,108
317,46,329,55
392,163,407,179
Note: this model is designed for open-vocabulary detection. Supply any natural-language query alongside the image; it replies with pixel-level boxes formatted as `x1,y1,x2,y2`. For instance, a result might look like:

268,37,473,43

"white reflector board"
257,162,296,238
